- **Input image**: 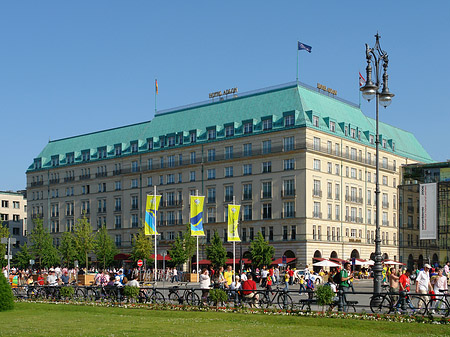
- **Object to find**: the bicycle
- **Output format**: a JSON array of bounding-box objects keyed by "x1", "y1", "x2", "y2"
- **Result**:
[
  {"x1": 138, "y1": 284, "x2": 165, "y2": 304},
  {"x1": 432, "y1": 290, "x2": 449, "y2": 316},
  {"x1": 370, "y1": 289, "x2": 427, "y2": 315},
  {"x1": 168, "y1": 282, "x2": 200, "y2": 306},
  {"x1": 258, "y1": 286, "x2": 293, "y2": 310}
]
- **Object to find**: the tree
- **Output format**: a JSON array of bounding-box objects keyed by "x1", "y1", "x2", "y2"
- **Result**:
[
  {"x1": 168, "y1": 235, "x2": 187, "y2": 267},
  {"x1": 250, "y1": 232, "x2": 274, "y2": 268},
  {"x1": 206, "y1": 230, "x2": 226, "y2": 270},
  {"x1": 29, "y1": 217, "x2": 58, "y2": 268},
  {"x1": 0, "y1": 220, "x2": 9, "y2": 268},
  {"x1": 59, "y1": 232, "x2": 77, "y2": 267},
  {"x1": 73, "y1": 215, "x2": 95, "y2": 269},
  {"x1": 94, "y1": 226, "x2": 117, "y2": 269},
  {"x1": 131, "y1": 227, "x2": 154, "y2": 265},
  {"x1": 12, "y1": 243, "x2": 33, "y2": 269},
  {"x1": 0, "y1": 273, "x2": 14, "y2": 311}
]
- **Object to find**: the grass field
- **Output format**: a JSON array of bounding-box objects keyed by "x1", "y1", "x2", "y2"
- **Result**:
[{"x1": 0, "y1": 303, "x2": 449, "y2": 336}]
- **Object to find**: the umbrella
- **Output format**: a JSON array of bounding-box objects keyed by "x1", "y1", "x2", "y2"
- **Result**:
[
  {"x1": 354, "y1": 259, "x2": 369, "y2": 266},
  {"x1": 384, "y1": 260, "x2": 405, "y2": 265},
  {"x1": 366, "y1": 260, "x2": 375, "y2": 266},
  {"x1": 312, "y1": 259, "x2": 341, "y2": 267}
]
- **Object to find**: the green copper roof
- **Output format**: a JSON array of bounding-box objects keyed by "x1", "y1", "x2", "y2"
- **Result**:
[{"x1": 28, "y1": 81, "x2": 433, "y2": 171}]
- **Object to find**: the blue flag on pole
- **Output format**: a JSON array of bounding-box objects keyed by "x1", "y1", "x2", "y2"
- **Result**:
[{"x1": 298, "y1": 41, "x2": 312, "y2": 53}]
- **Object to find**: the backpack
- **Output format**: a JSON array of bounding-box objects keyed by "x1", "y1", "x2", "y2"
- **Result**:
[
  {"x1": 333, "y1": 272, "x2": 341, "y2": 284},
  {"x1": 306, "y1": 278, "x2": 314, "y2": 289}
]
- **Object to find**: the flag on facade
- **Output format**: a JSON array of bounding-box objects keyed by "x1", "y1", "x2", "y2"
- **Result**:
[
  {"x1": 298, "y1": 41, "x2": 312, "y2": 53},
  {"x1": 359, "y1": 72, "x2": 366, "y2": 87},
  {"x1": 144, "y1": 195, "x2": 161, "y2": 235},
  {"x1": 155, "y1": 79, "x2": 158, "y2": 95},
  {"x1": 227, "y1": 204, "x2": 241, "y2": 242},
  {"x1": 190, "y1": 196, "x2": 205, "y2": 236}
]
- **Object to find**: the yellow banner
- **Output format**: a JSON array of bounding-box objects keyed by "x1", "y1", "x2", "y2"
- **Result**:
[
  {"x1": 144, "y1": 195, "x2": 161, "y2": 235},
  {"x1": 190, "y1": 196, "x2": 205, "y2": 236},
  {"x1": 227, "y1": 204, "x2": 240, "y2": 242}
]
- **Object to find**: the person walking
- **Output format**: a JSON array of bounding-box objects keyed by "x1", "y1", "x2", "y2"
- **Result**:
[
  {"x1": 338, "y1": 262, "x2": 353, "y2": 312},
  {"x1": 416, "y1": 264, "x2": 433, "y2": 311}
]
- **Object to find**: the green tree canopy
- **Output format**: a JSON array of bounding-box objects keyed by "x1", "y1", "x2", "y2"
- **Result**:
[
  {"x1": 131, "y1": 227, "x2": 154, "y2": 265},
  {"x1": 0, "y1": 221, "x2": 9, "y2": 268},
  {"x1": 12, "y1": 243, "x2": 33, "y2": 269},
  {"x1": 94, "y1": 226, "x2": 117, "y2": 269},
  {"x1": 249, "y1": 232, "x2": 274, "y2": 268},
  {"x1": 206, "y1": 230, "x2": 227, "y2": 270},
  {"x1": 59, "y1": 232, "x2": 77, "y2": 267},
  {"x1": 29, "y1": 217, "x2": 60, "y2": 268},
  {"x1": 73, "y1": 215, "x2": 95, "y2": 269},
  {"x1": 168, "y1": 235, "x2": 187, "y2": 267}
]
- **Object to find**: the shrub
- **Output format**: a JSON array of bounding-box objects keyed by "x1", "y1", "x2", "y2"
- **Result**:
[
  {"x1": 0, "y1": 273, "x2": 14, "y2": 311},
  {"x1": 209, "y1": 289, "x2": 228, "y2": 308},
  {"x1": 59, "y1": 286, "x2": 74, "y2": 299},
  {"x1": 123, "y1": 286, "x2": 140, "y2": 300},
  {"x1": 315, "y1": 284, "x2": 335, "y2": 308}
]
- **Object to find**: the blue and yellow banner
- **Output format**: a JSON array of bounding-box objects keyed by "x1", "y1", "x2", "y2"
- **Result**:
[
  {"x1": 227, "y1": 204, "x2": 240, "y2": 242},
  {"x1": 145, "y1": 195, "x2": 161, "y2": 235},
  {"x1": 190, "y1": 196, "x2": 205, "y2": 236}
]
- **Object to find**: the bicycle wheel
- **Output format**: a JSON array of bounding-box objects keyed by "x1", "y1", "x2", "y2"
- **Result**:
[
  {"x1": 85, "y1": 288, "x2": 97, "y2": 302},
  {"x1": 138, "y1": 289, "x2": 148, "y2": 303},
  {"x1": 168, "y1": 292, "x2": 181, "y2": 305},
  {"x1": 74, "y1": 288, "x2": 86, "y2": 301},
  {"x1": 434, "y1": 299, "x2": 449, "y2": 316},
  {"x1": 257, "y1": 291, "x2": 270, "y2": 308},
  {"x1": 277, "y1": 293, "x2": 293, "y2": 310},
  {"x1": 370, "y1": 295, "x2": 391, "y2": 314},
  {"x1": 186, "y1": 291, "x2": 200, "y2": 306},
  {"x1": 408, "y1": 296, "x2": 427, "y2": 315},
  {"x1": 151, "y1": 291, "x2": 165, "y2": 304}
]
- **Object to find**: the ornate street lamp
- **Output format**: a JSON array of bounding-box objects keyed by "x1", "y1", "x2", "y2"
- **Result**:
[{"x1": 360, "y1": 33, "x2": 394, "y2": 295}]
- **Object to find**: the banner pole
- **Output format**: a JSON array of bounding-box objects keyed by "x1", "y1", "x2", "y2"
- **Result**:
[
  {"x1": 233, "y1": 196, "x2": 236, "y2": 282},
  {"x1": 154, "y1": 184, "x2": 157, "y2": 282},
  {"x1": 296, "y1": 41, "x2": 299, "y2": 82}
]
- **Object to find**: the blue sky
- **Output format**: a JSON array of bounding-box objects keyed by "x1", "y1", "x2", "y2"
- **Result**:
[{"x1": 1, "y1": 1, "x2": 449, "y2": 191}]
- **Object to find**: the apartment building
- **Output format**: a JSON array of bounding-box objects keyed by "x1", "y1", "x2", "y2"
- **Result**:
[{"x1": 26, "y1": 82, "x2": 433, "y2": 267}]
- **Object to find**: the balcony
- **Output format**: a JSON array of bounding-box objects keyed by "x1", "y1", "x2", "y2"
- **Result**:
[
  {"x1": 207, "y1": 217, "x2": 216, "y2": 223},
  {"x1": 281, "y1": 189, "x2": 296, "y2": 198},
  {"x1": 382, "y1": 202, "x2": 389, "y2": 209},
  {"x1": 96, "y1": 172, "x2": 108, "y2": 178},
  {"x1": 113, "y1": 170, "x2": 122, "y2": 176},
  {"x1": 131, "y1": 205, "x2": 139, "y2": 210},
  {"x1": 97, "y1": 208, "x2": 107, "y2": 214},
  {"x1": 81, "y1": 209, "x2": 90, "y2": 215},
  {"x1": 224, "y1": 195, "x2": 234, "y2": 202},
  {"x1": 64, "y1": 177, "x2": 75, "y2": 183},
  {"x1": 312, "y1": 189, "x2": 322, "y2": 197},
  {"x1": 281, "y1": 211, "x2": 296, "y2": 219},
  {"x1": 161, "y1": 200, "x2": 183, "y2": 208},
  {"x1": 207, "y1": 198, "x2": 216, "y2": 204},
  {"x1": 31, "y1": 181, "x2": 44, "y2": 187},
  {"x1": 114, "y1": 207, "x2": 122, "y2": 212},
  {"x1": 345, "y1": 195, "x2": 363, "y2": 204},
  {"x1": 261, "y1": 192, "x2": 272, "y2": 199},
  {"x1": 49, "y1": 179, "x2": 59, "y2": 184},
  {"x1": 382, "y1": 220, "x2": 389, "y2": 226},
  {"x1": 242, "y1": 193, "x2": 252, "y2": 201},
  {"x1": 79, "y1": 174, "x2": 91, "y2": 180},
  {"x1": 312, "y1": 212, "x2": 322, "y2": 219}
]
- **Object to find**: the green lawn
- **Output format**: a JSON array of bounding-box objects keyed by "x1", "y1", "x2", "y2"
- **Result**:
[{"x1": 0, "y1": 303, "x2": 448, "y2": 336}]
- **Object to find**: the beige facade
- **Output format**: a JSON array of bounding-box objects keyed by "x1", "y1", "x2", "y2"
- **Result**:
[
  {"x1": 0, "y1": 191, "x2": 27, "y2": 235},
  {"x1": 26, "y1": 126, "x2": 417, "y2": 267}
]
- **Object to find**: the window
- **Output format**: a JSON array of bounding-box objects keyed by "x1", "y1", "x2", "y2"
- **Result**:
[
  {"x1": 224, "y1": 184, "x2": 233, "y2": 202},
  {"x1": 51, "y1": 155, "x2": 59, "y2": 166},
  {"x1": 313, "y1": 202, "x2": 321, "y2": 218},
  {"x1": 82, "y1": 150, "x2": 90, "y2": 161},
  {"x1": 327, "y1": 162, "x2": 332, "y2": 173},
  {"x1": 262, "y1": 161, "x2": 272, "y2": 173},
  {"x1": 146, "y1": 177, "x2": 152, "y2": 187},
  {"x1": 351, "y1": 168, "x2": 356, "y2": 178},
  {"x1": 243, "y1": 205, "x2": 252, "y2": 221},
  {"x1": 382, "y1": 157, "x2": 388, "y2": 169},
  {"x1": 243, "y1": 164, "x2": 252, "y2": 175},
  {"x1": 313, "y1": 159, "x2": 321, "y2": 171},
  {"x1": 327, "y1": 141, "x2": 332, "y2": 154},
  {"x1": 313, "y1": 225, "x2": 317, "y2": 240},
  {"x1": 243, "y1": 122, "x2": 253, "y2": 134},
  {"x1": 190, "y1": 131, "x2": 196, "y2": 143},
  {"x1": 115, "y1": 198, "x2": 122, "y2": 212},
  {"x1": 114, "y1": 145, "x2": 122, "y2": 156},
  {"x1": 225, "y1": 125, "x2": 234, "y2": 137},
  {"x1": 243, "y1": 184, "x2": 252, "y2": 200},
  {"x1": 190, "y1": 171, "x2": 196, "y2": 182},
  {"x1": 327, "y1": 182, "x2": 332, "y2": 199},
  {"x1": 167, "y1": 155, "x2": 175, "y2": 168},
  {"x1": 335, "y1": 183, "x2": 340, "y2": 200},
  {"x1": 167, "y1": 174, "x2": 175, "y2": 184},
  {"x1": 131, "y1": 161, "x2": 139, "y2": 172},
  {"x1": 131, "y1": 196, "x2": 139, "y2": 210},
  {"x1": 283, "y1": 137, "x2": 294, "y2": 151},
  {"x1": 225, "y1": 166, "x2": 233, "y2": 177},
  {"x1": 312, "y1": 115, "x2": 319, "y2": 127},
  {"x1": 262, "y1": 203, "x2": 272, "y2": 219},
  {"x1": 243, "y1": 143, "x2": 252, "y2": 156},
  {"x1": 66, "y1": 153, "x2": 74, "y2": 164},
  {"x1": 115, "y1": 234, "x2": 121, "y2": 247},
  {"x1": 313, "y1": 180, "x2": 321, "y2": 197},
  {"x1": 335, "y1": 164, "x2": 340, "y2": 175},
  {"x1": 207, "y1": 188, "x2": 216, "y2": 203},
  {"x1": 207, "y1": 129, "x2": 216, "y2": 140},
  {"x1": 262, "y1": 140, "x2": 271, "y2": 154},
  {"x1": 207, "y1": 208, "x2": 216, "y2": 223},
  {"x1": 330, "y1": 121, "x2": 336, "y2": 132},
  {"x1": 207, "y1": 169, "x2": 216, "y2": 180},
  {"x1": 382, "y1": 175, "x2": 388, "y2": 186},
  {"x1": 351, "y1": 148, "x2": 357, "y2": 161},
  {"x1": 283, "y1": 201, "x2": 294, "y2": 218},
  {"x1": 313, "y1": 137, "x2": 321, "y2": 151},
  {"x1": 262, "y1": 181, "x2": 272, "y2": 199},
  {"x1": 131, "y1": 179, "x2": 139, "y2": 188},
  {"x1": 207, "y1": 149, "x2": 216, "y2": 162},
  {"x1": 283, "y1": 159, "x2": 294, "y2": 170},
  {"x1": 335, "y1": 205, "x2": 340, "y2": 220},
  {"x1": 225, "y1": 146, "x2": 233, "y2": 159},
  {"x1": 190, "y1": 152, "x2": 196, "y2": 164},
  {"x1": 283, "y1": 179, "x2": 295, "y2": 197},
  {"x1": 284, "y1": 115, "x2": 294, "y2": 126},
  {"x1": 262, "y1": 119, "x2": 272, "y2": 130},
  {"x1": 130, "y1": 141, "x2": 138, "y2": 153},
  {"x1": 335, "y1": 143, "x2": 340, "y2": 156},
  {"x1": 382, "y1": 139, "x2": 387, "y2": 148},
  {"x1": 269, "y1": 226, "x2": 274, "y2": 241},
  {"x1": 350, "y1": 128, "x2": 356, "y2": 138}
]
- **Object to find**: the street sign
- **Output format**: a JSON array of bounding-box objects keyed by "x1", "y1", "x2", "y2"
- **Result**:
[
  {"x1": 74, "y1": 260, "x2": 79, "y2": 268},
  {"x1": 1, "y1": 238, "x2": 7, "y2": 244},
  {"x1": 137, "y1": 259, "x2": 143, "y2": 267},
  {"x1": 4, "y1": 255, "x2": 12, "y2": 260},
  {"x1": 30, "y1": 259, "x2": 35, "y2": 265}
]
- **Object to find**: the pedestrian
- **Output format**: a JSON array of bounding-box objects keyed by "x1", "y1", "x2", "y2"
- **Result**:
[
  {"x1": 338, "y1": 262, "x2": 353, "y2": 312},
  {"x1": 415, "y1": 264, "x2": 433, "y2": 310},
  {"x1": 432, "y1": 268, "x2": 447, "y2": 312},
  {"x1": 389, "y1": 267, "x2": 399, "y2": 304},
  {"x1": 199, "y1": 268, "x2": 210, "y2": 305}
]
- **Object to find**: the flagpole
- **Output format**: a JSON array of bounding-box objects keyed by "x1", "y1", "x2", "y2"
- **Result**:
[
  {"x1": 155, "y1": 79, "x2": 157, "y2": 114},
  {"x1": 196, "y1": 190, "x2": 199, "y2": 282},
  {"x1": 296, "y1": 41, "x2": 299, "y2": 82},
  {"x1": 154, "y1": 184, "x2": 157, "y2": 282},
  {"x1": 359, "y1": 71, "x2": 361, "y2": 108}
]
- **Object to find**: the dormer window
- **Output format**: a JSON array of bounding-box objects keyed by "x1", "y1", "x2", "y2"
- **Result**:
[
  {"x1": 225, "y1": 125, "x2": 234, "y2": 137},
  {"x1": 66, "y1": 153, "x2": 74, "y2": 164},
  {"x1": 51, "y1": 155, "x2": 59, "y2": 167},
  {"x1": 131, "y1": 141, "x2": 138, "y2": 153},
  {"x1": 284, "y1": 115, "x2": 294, "y2": 127},
  {"x1": 330, "y1": 121, "x2": 336, "y2": 132},
  {"x1": 98, "y1": 147, "x2": 107, "y2": 158},
  {"x1": 370, "y1": 135, "x2": 374, "y2": 144},
  {"x1": 34, "y1": 158, "x2": 42, "y2": 169},
  {"x1": 82, "y1": 150, "x2": 90, "y2": 161},
  {"x1": 262, "y1": 119, "x2": 272, "y2": 131},
  {"x1": 190, "y1": 132, "x2": 196, "y2": 143},
  {"x1": 114, "y1": 145, "x2": 122, "y2": 156},
  {"x1": 312, "y1": 116, "x2": 319, "y2": 127},
  {"x1": 243, "y1": 122, "x2": 253, "y2": 134},
  {"x1": 168, "y1": 136, "x2": 175, "y2": 147},
  {"x1": 148, "y1": 139, "x2": 154, "y2": 150},
  {"x1": 207, "y1": 129, "x2": 216, "y2": 140},
  {"x1": 350, "y1": 128, "x2": 356, "y2": 138}
]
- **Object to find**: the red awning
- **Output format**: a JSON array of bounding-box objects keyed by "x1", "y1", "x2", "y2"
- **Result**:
[
  {"x1": 114, "y1": 253, "x2": 131, "y2": 261},
  {"x1": 225, "y1": 258, "x2": 251, "y2": 265},
  {"x1": 150, "y1": 254, "x2": 172, "y2": 261},
  {"x1": 330, "y1": 258, "x2": 348, "y2": 264},
  {"x1": 197, "y1": 259, "x2": 211, "y2": 265},
  {"x1": 313, "y1": 257, "x2": 325, "y2": 261},
  {"x1": 271, "y1": 257, "x2": 296, "y2": 265}
]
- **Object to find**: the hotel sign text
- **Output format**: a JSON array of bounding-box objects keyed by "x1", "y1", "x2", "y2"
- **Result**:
[{"x1": 209, "y1": 87, "x2": 238, "y2": 99}]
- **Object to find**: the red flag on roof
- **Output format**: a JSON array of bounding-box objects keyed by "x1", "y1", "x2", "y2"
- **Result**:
[{"x1": 359, "y1": 72, "x2": 366, "y2": 87}]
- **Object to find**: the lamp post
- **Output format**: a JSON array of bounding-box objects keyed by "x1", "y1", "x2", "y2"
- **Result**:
[{"x1": 360, "y1": 33, "x2": 394, "y2": 295}]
